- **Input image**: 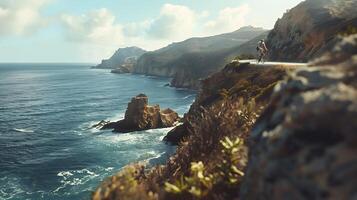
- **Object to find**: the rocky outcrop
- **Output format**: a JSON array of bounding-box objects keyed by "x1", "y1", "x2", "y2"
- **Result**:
[
  {"x1": 110, "y1": 66, "x2": 130, "y2": 74},
  {"x1": 267, "y1": 0, "x2": 357, "y2": 62},
  {"x1": 100, "y1": 94, "x2": 180, "y2": 133},
  {"x1": 241, "y1": 34, "x2": 357, "y2": 199},
  {"x1": 93, "y1": 47, "x2": 146, "y2": 70}
]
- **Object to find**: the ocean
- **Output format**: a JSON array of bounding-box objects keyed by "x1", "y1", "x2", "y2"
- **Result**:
[{"x1": 0, "y1": 64, "x2": 196, "y2": 200}]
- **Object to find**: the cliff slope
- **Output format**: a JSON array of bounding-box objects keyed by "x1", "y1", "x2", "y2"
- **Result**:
[
  {"x1": 241, "y1": 33, "x2": 357, "y2": 200},
  {"x1": 134, "y1": 27, "x2": 267, "y2": 89},
  {"x1": 93, "y1": 46, "x2": 146, "y2": 70},
  {"x1": 267, "y1": 0, "x2": 357, "y2": 62},
  {"x1": 92, "y1": 1, "x2": 357, "y2": 199},
  {"x1": 92, "y1": 34, "x2": 357, "y2": 200}
]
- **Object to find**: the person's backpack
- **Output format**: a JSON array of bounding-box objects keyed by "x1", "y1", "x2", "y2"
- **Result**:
[{"x1": 256, "y1": 41, "x2": 262, "y2": 51}]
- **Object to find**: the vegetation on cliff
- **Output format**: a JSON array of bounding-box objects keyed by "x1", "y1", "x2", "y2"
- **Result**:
[
  {"x1": 92, "y1": 1, "x2": 357, "y2": 199},
  {"x1": 93, "y1": 62, "x2": 292, "y2": 199}
]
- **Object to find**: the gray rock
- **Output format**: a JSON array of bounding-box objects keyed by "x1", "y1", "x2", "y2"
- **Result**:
[{"x1": 241, "y1": 34, "x2": 357, "y2": 200}]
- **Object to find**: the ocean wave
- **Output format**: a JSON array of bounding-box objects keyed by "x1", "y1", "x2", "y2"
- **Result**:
[
  {"x1": 13, "y1": 128, "x2": 34, "y2": 133},
  {"x1": 97, "y1": 132, "x2": 145, "y2": 144},
  {"x1": 182, "y1": 94, "x2": 195, "y2": 99},
  {"x1": 0, "y1": 176, "x2": 26, "y2": 200},
  {"x1": 54, "y1": 168, "x2": 100, "y2": 193}
]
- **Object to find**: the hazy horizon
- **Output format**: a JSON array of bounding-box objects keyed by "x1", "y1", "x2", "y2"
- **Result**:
[{"x1": 0, "y1": 0, "x2": 304, "y2": 63}]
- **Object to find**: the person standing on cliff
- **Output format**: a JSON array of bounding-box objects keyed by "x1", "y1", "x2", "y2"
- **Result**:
[{"x1": 257, "y1": 39, "x2": 268, "y2": 63}]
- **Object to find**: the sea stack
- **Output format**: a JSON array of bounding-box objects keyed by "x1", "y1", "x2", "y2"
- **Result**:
[{"x1": 98, "y1": 94, "x2": 180, "y2": 133}]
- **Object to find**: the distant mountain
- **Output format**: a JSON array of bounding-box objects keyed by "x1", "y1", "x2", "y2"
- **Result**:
[
  {"x1": 267, "y1": 0, "x2": 357, "y2": 62},
  {"x1": 133, "y1": 26, "x2": 267, "y2": 89},
  {"x1": 93, "y1": 47, "x2": 146, "y2": 70}
]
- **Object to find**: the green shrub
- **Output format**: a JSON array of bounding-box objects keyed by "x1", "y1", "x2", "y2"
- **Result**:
[
  {"x1": 218, "y1": 137, "x2": 246, "y2": 185},
  {"x1": 164, "y1": 136, "x2": 247, "y2": 199}
]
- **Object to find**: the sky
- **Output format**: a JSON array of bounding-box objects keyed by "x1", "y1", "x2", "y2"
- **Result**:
[{"x1": 0, "y1": 0, "x2": 304, "y2": 63}]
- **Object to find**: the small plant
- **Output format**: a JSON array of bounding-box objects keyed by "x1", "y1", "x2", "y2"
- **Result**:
[
  {"x1": 92, "y1": 164, "x2": 158, "y2": 200},
  {"x1": 219, "y1": 89, "x2": 230, "y2": 100},
  {"x1": 165, "y1": 137, "x2": 247, "y2": 199},
  {"x1": 165, "y1": 161, "x2": 214, "y2": 198},
  {"x1": 218, "y1": 137, "x2": 246, "y2": 185}
]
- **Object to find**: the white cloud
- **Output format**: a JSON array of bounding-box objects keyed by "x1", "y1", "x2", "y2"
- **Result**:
[
  {"x1": 61, "y1": 8, "x2": 123, "y2": 45},
  {"x1": 56, "y1": 3, "x2": 253, "y2": 61},
  {"x1": 204, "y1": 5, "x2": 250, "y2": 35},
  {"x1": 123, "y1": 20, "x2": 152, "y2": 37},
  {"x1": 0, "y1": 0, "x2": 49, "y2": 36},
  {"x1": 146, "y1": 4, "x2": 197, "y2": 40}
]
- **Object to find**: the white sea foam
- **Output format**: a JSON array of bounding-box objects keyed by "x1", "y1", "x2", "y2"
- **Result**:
[
  {"x1": 98, "y1": 132, "x2": 144, "y2": 144},
  {"x1": 57, "y1": 171, "x2": 74, "y2": 177},
  {"x1": 54, "y1": 168, "x2": 100, "y2": 193},
  {"x1": 13, "y1": 128, "x2": 34, "y2": 133},
  {"x1": 183, "y1": 94, "x2": 195, "y2": 99},
  {"x1": 0, "y1": 176, "x2": 26, "y2": 200}
]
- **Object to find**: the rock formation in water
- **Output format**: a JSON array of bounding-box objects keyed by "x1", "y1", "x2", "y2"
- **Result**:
[
  {"x1": 99, "y1": 94, "x2": 180, "y2": 133},
  {"x1": 93, "y1": 47, "x2": 146, "y2": 71},
  {"x1": 267, "y1": 0, "x2": 357, "y2": 62}
]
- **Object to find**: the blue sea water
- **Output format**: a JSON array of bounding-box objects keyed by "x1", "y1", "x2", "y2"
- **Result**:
[{"x1": 0, "y1": 64, "x2": 196, "y2": 200}]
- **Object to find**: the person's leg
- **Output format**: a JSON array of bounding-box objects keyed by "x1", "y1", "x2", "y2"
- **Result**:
[{"x1": 258, "y1": 49, "x2": 263, "y2": 63}]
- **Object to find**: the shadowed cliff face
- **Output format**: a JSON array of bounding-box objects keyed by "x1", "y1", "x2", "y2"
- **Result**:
[
  {"x1": 241, "y1": 34, "x2": 357, "y2": 200},
  {"x1": 267, "y1": 0, "x2": 357, "y2": 62}
]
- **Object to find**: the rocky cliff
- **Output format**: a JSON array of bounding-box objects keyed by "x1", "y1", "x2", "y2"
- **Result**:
[
  {"x1": 267, "y1": 0, "x2": 357, "y2": 62},
  {"x1": 133, "y1": 27, "x2": 267, "y2": 89},
  {"x1": 92, "y1": 33, "x2": 357, "y2": 200},
  {"x1": 93, "y1": 46, "x2": 146, "y2": 70},
  {"x1": 92, "y1": 1, "x2": 357, "y2": 199},
  {"x1": 241, "y1": 33, "x2": 357, "y2": 200}
]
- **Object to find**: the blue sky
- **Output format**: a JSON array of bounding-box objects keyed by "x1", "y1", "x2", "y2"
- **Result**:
[{"x1": 0, "y1": 0, "x2": 304, "y2": 63}]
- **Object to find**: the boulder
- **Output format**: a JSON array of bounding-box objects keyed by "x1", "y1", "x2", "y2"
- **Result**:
[
  {"x1": 240, "y1": 34, "x2": 357, "y2": 200},
  {"x1": 163, "y1": 123, "x2": 190, "y2": 145},
  {"x1": 99, "y1": 94, "x2": 180, "y2": 133},
  {"x1": 160, "y1": 108, "x2": 180, "y2": 127}
]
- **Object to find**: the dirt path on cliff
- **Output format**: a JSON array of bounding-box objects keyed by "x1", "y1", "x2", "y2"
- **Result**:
[{"x1": 235, "y1": 59, "x2": 308, "y2": 68}]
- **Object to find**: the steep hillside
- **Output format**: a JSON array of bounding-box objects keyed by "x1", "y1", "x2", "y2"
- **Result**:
[
  {"x1": 92, "y1": 33, "x2": 357, "y2": 200},
  {"x1": 267, "y1": 0, "x2": 357, "y2": 62},
  {"x1": 92, "y1": 1, "x2": 357, "y2": 199},
  {"x1": 93, "y1": 61, "x2": 293, "y2": 200},
  {"x1": 133, "y1": 27, "x2": 267, "y2": 89},
  {"x1": 93, "y1": 47, "x2": 146, "y2": 70},
  {"x1": 169, "y1": 32, "x2": 269, "y2": 89}
]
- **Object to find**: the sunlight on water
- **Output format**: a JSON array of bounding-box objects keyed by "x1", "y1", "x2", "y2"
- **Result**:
[{"x1": 0, "y1": 64, "x2": 196, "y2": 200}]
